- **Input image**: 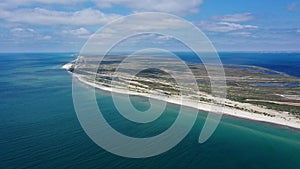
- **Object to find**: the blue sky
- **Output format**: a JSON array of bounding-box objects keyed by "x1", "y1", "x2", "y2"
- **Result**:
[{"x1": 0, "y1": 0, "x2": 300, "y2": 52}]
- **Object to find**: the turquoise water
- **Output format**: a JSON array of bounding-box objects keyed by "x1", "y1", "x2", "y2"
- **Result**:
[{"x1": 1, "y1": 53, "x2": 300, "y2": 168}]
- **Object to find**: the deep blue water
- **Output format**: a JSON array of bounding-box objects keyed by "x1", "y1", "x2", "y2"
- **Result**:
[
  {"x1": 220, "y1": 52, "x2": 300, "y2": 77},
  {"x1": 1, "y1": 53, "x2": 300, "y2": 169},
  {"x1": 250, "y1": 82, "x2": 300, "y2": 87},
  {"x1": 176, "y1": 52, "x2": 300, "y2": 77}
]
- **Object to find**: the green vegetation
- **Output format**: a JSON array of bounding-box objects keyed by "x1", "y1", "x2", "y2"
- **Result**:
[{"x1": 68, "y1": 55, "x2": 300, "y2": 117}]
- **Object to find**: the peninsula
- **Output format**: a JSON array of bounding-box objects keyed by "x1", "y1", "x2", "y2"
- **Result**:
[{"x1": 63, "y1": 55, "x2": 300, "y2": 129}]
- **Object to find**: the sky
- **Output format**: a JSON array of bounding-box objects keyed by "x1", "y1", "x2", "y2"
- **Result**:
[{"x1": 0, "y1": 0, "x2": 300, "y2": 52}]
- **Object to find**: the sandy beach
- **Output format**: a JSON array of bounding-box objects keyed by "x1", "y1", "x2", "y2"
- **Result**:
[{"x1": 63, "y1": 63, "x2": 300, "y2": 130}]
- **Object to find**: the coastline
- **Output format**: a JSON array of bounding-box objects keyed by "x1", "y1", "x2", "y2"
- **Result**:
[{"x1": 63, "y1": 63, "x2": 300, "y2": 130}]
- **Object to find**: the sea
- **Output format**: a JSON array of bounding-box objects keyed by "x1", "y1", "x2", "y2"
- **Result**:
[{"x1": 1, "y1": 52, "x2": 300, "y2": 169}]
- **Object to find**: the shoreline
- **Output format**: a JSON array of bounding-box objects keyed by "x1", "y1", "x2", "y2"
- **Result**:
[{"x1": 61, "y1": 63, "x2": 300, "y2": 130}]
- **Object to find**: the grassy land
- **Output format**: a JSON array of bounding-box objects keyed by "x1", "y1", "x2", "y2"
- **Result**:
[{"x1": 70, "y1": 55, "x2": 300, "y2": 117}]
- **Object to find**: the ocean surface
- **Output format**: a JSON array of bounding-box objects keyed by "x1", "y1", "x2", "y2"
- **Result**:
[{"x1": 1, "y1": 52, "x2": 300, "y2": 168}]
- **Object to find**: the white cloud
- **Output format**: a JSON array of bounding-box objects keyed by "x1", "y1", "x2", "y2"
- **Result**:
[
  {"x1": 297, "y1": 29, "x2": 300, "y2": 33},
  {"x1": 230, "y1": 31, "x2": 251, "y2": 35},
  {"x1": 229, "y1": 31, "x2": 255, "y2": 37},
  {"x1": 213, "y1": 13, "x2": 254, "y2": 22},
  {"x1": 0, "y1": 0, "x2": 204, "y2": 15},
  {"x1": 157, "y1": 35, "x2": 174, "y2": 40},
  {"x1": 62, "y1": 27, "x2": 91, "y2": 36},
  {"x1": 10, "y1": 27, "x2": 37, "y2": 37},
  {"x1": 92, "y1": 0, "x2": 203, "y2": 15},
  {"x1": 0, "y1": 8, "x2": 121, "y2": 26},
  {"x1": 0, "y1": 0, "x2": 86, "y2": 9},
  {"x1": 41, "y1": 35, "x2": 52, "y2": 40},
  {"x1": 199, "y1": 21, "x2": 258, "y2": 32},
  {"x1": 81, "y1": 13, "x2": 208, "y2": 53},
  {"x1": 86, "y1": 14, "x2": 189, "y2": 44},
  {"x1": 10, "y1": 27, "x2": 52, "y2": 40}
]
